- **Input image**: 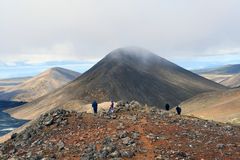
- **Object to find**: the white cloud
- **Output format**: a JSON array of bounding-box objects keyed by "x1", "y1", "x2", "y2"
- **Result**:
[
  {"x1": 20, "y1": 43, "x2": 77, "y2": 64},
  {"x1": 0, "y1": 0, "x2": 240, "y2": 64},
  {"x1": 1, "y1": 43, "x2": 79, "y2": 64},
  {"x1": 216, "y1": 48, "x2": 240, "y2": 55}
]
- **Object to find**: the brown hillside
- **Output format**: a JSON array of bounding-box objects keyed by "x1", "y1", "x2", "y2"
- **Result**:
[
  {"x1": 0, "y1": 67, "x2": 80, "y2": 102},
  {"x1": 181, "y1": 88, "x2": 240, "y2": 124},
  {"x1": 221, "y1": 74, "x2": 240, "y2": 88}
]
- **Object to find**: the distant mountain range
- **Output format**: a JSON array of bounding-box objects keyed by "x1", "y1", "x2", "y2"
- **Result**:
[
  {"x1": 193, "y1": 64, "x2": 240, "y2": 75},
  {"x1": 5, "y1": 47, "x2": 226, "y2": 120},
  {"x1": 193, "y1": 64, "x2": 240, "y2": 88},
  {"x1": 0, "y1": 77, "x2": 31, "y2": 88},
  {"x1": 0, "y1": 67, "x2": 80, "y2": 102}
]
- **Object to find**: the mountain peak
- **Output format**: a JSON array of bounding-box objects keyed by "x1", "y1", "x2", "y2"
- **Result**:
[
  {"x1": 45, "y1": 67, "x2": 69, "y2": 73},
  {"x1": 0, "y1": 67, "x2": 80, "y2": 102},
  {"x1": 6, "y1": 47, "x2": 226, "y2": 121},
  {"x1": 42, "y1": 67, "x2": 80, "y2": 78},
  {"x1": 48, "y1": 67, "x2": 63, "y2": 71},
  {"x1": 106, "y1": 46, "x2": 157, "y2": 60},
  {"x1": 110, "y1": 46, "x2": 153, "y2": 54}
]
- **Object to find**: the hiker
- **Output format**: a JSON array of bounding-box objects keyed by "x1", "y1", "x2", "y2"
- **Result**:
[
  {"x1": 92, "y1": 100, "x2": 98, "y2": 114},
  {"x1": 108, "y1": 100, "x2": 114, "y2": 114},
  {"x1": 176, "y1": 105, "x2": 182, "y2": 115},
  {"x1": 165, "y1": 103, "x2": 170, "y2": 111}
]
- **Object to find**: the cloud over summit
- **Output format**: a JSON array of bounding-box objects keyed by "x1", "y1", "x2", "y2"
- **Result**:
[{"x1": 0, "y1": 0, "x2": 240, "y2": 67}]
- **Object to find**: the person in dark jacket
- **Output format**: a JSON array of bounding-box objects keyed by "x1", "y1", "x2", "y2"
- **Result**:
[
  {"x1": 108, "y1": 100, "x2": 114, "y2": 114},
  {"x1": 165, "y1": 103, "x2": 170, "y2": 111},
  {"x1": 176, "y1": 105, "x2": 182, "y2": 115},
  {"x1": 92, "y1": 100, "x2": 98, "y2": 114}
]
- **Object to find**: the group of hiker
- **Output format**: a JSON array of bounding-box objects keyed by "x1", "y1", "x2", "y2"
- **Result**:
[
  {"x1": 92, "y1": 100, "x2": 181, "y2": 115},
  {"x1": 165, "y1": 103, "x2": 181, "y2": 115},
  {"x1": 91, "y1": 100, "x2": 114, "y2": 114}
]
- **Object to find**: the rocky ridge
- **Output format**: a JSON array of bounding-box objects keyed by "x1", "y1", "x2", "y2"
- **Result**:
[{"x1": 0, "y1": 101, "x2": 240, "y2": 159}]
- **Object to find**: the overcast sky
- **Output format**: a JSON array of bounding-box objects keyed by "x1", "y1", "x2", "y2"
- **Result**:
[{"x1": 1, "y1": 0, "x2": 240, "y2": 78}]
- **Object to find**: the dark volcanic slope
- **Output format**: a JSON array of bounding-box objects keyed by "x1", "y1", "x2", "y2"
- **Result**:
[
  {"x1": 6, "y1": 47, "x2": 227, "y2": 120},
  {"x1": 60, "y1": 47, "x2": 226, "y2": 106}
]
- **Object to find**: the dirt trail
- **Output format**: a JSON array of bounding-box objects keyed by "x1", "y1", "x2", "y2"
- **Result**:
[{"x1": 135, "y1": 117, "x2": 155, "y2": 160}]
